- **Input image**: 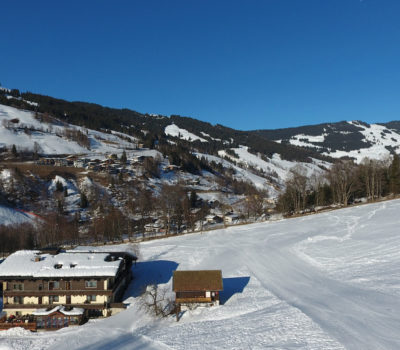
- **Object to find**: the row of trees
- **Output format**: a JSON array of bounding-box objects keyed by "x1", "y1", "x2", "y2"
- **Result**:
[
  {"x1": 277, "y1": 155, "x2": 400, "y2": 214},
  {"x1": 0, "y1": 214, "x2": 80, "y2": 256}
]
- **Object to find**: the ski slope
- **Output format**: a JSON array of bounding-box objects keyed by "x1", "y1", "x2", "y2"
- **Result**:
[
  {"x1": 0, "y1": 104, "x2": 138, "y2": 155},
  {"x1": 2, "y1": 200, "x2": 400, "y2": 349},
  {"x1": 0, "y1": 205, "x2": 37, "y2": 226}
]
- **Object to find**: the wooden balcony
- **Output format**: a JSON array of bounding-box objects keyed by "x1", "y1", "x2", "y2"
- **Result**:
[
  {"x1": 2, "y1": 303, "x2": 107, "y2": 310},
  {"x1": 0, "y1": 321, "x2": 37, "y2": 331},
  {"x1": 3, "y1": 290, "x2": 113, "y2": 297},
  {"x1": 176, "y1": 297, "x2": 212, "y2": 304}
]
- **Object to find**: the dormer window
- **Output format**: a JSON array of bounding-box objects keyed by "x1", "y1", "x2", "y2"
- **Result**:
[
  {"x1": 70, "y1": 263, "x2": 77, "y2": 268},
  {"x1": 54, "y1": 264, "x2": 63, "y2": 269}
]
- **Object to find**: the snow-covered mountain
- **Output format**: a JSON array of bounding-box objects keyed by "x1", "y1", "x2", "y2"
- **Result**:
[
  {"x1": 252, "y1": 120, "x2": 400, "y2": 163},
  {"x1": 0, "y1": 104, "x2": 138, "y2": 156}
]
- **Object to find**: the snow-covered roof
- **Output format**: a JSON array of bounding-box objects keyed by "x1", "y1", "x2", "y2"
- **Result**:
[
  {"x1": 0, "y1": 250, "x2": 123, "y2": 278},
  {"x1": 32, "y1": 306, "x2": 84, "y2": 316}
]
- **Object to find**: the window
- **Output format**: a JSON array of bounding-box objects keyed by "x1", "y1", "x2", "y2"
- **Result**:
[
  {"x1": 49, "y1": 295, "x2": 59, "y2": 304},
  {"x1": 13, "y1": 296, "x2": 23, "y2": 304},
  {"x1": 86, "y1": 295, "x2": 97, "y2": 302},
  {"x1": 85, "y1": 280, "x2": 97, "y2": 288},
  {"x1": 12, "y1": 283, "x2": 24, "y2": 291},
  {"x1": 49, "y1": 281, "x2": 60, "y2": 290}
]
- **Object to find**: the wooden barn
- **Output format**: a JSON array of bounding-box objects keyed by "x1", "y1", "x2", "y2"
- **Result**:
[{"x1": 173, "y1": 270, "x2": 223, "y2": 307}]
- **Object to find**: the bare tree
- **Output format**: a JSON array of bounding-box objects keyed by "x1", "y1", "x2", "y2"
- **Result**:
[
  {"x1": 309, "y1": 172, "x2": 328, "y2": 207},
  {"x1": 140, "y1": 284, "x2": 175, "y2": 318},
  {"x1": 328, "y1": 161, "x2": 356, "y2": 206},
  {"x1": 286, "y1": 165, "x2": 308, "y2": 213},
  {"x1": 244, "y1": 194, "x2": 265, "y2": 220},
  {"x1": 159, "y1": 184, "x2": 185, "y2": 234},
  {"x1": 358, "y1": 158, "x2": 387, "y2": 201}
]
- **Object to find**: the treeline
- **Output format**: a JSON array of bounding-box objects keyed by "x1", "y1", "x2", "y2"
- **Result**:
[
  {"x1": 277, "y1": 155, "x2": 400, "y2": 214},
  {"x1": 0, "y1": 214, "x2": 79, "y2": 256}
]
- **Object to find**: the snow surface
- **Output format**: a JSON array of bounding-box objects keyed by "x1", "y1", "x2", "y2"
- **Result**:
[
  {"x1": 287, "y1": 134, "x2": 326, "y2": 149},
  {"x1": 165, "y1": 124, "x2": 208, "y2": 143},
  {"x1": 277, "y1": 121, "x2": 400, "y2": 163},
  {"x1": 212, "y1": 146, "x2": 327, "y2": 197},
  {"x1": 2, "y1": 200, "x2": 400, "y2": 349},
  {"x1": 32, "y1": 306, "x2": 84, "y2": 316},
  {"x1": 0, "y1": 104, "x2": 138, "y2": 155},
  {"x1": 196, "y1": 152, "x2": 271, "y2": 191},
  {"x1": 0, "y1": 251, "x2": 122, "y2": 278},
  {"x1": 0, "y1": 205, "x2": 37, "y2": 226},
  {"x1": 324, "y1": 122, "x2": 400, "y2": 163}
]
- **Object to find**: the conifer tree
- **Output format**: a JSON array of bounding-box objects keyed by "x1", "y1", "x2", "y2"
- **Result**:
[
  {"x1": 80, "y1": 192, "x2": 88, "y2": 208},
  {"x1": 389, "y1": 154, "x2": 400, "y2": 194},
  {"x1": 120, "y1": 150, "x2": 127, "y2": 164},
  {"x1": 11, "y1": 144, "x2": 17, "y2": 157}
]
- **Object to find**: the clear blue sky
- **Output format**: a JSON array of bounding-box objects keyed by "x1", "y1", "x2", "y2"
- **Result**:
[{"x1": 1, "y1": 0, "x2": 400, "y2": 130}]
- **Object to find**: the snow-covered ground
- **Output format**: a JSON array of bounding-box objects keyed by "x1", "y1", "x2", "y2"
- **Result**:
[
  {"x1": 2, "y1": 199, "x2": 400, "y2": 349},
  {"x1": 0, "y1": 205, "x2": 37, "y2": 226},
  {"x1": 165, "y1": 124, "x2": 208, "y2": 143},
  {"x1": 277, "y1": 120, "x2": 400, "y2": 163},
  {"x1": 0, "y1": 104, "x2": 138, "y2": 155},
  {"x1": 219, "y1": 146, "x2": 328, "y2": 181}
]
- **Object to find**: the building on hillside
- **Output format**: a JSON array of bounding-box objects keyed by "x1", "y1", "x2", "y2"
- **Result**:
[
  {"x1": 54, "y1": 158, "x2": 69, "y2": 167},
  {"x1": 224, "y1": 213, "x2": 239, "y2": 225},
  {"x1": 205, "y1": 214, "x2": 223, "y2": 224},
  {"x1": 173, "y1": 270, "x2": 223, "y2": 309},
  {"x1": 0, "y1": 249, "x2": 137, "y2": 330}
]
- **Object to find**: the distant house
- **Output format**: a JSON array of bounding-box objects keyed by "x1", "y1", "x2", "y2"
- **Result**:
[
  {"x1": 54, "y1": 158, "x2": 69, "y2": 167},
  {"x1": 74, "y1": 158, "x2": 89, "y2": 168},
  {"x1": 144, "y1": 221, "x2": 162, "y2": 233},
  {"x1": 163, "y1": 164, "x2": 180, "y2": 172},
  {"x1": 37, "y1": 158, "x2": 55, "y2": 166},
  {"x1": 32, "y1": 305, "x2": 85, "y2": 330},
  {"x1": 224, "y1": 213, "x2": 239, "y2": 224},
  {"x1": 205, "y1": 215, "x2": 223, "y2": 224},
  {"x1": 173, "y1": 270, "x2": 223, "y2": 308}
]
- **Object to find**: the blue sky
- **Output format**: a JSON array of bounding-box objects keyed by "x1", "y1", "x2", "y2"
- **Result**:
[{"x1": 1, "y1": 0, "x2": 400, "y2": 130}]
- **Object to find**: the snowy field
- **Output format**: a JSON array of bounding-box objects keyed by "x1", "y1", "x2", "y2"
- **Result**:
[{"x1": 2, "y1": 200, "x2": 400, "y2": 349}]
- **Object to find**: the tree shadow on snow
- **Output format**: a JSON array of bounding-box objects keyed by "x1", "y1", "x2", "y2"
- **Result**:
[
  {"x1": 124, "y1": 260, "x2": 179, "y2": 298},
  {"x1": 220, "y1": 276, "x2": 250, "y2": 304}
]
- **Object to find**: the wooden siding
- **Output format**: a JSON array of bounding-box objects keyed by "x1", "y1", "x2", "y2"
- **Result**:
[
  {"x1": 3, "y1": 303, "x2": 107, "y2": 310},
  {"x1": 0, "y1": 321, "x2": 37, "y2": 331},
  {"x1": 176, "y1": 297, "x2": 212, "y2": 303},
  {"x1": 2, "y1": 278, "x2": 108, "y2": 292},
  {"x1": 3, "y1": 290, "x2": 113, "y2": 297},
  {"x1": 176, "y1": 291, "x2": 206, "y2": 299}
]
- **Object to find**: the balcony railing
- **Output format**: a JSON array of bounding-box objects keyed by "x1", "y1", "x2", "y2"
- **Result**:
[
  {"x1": 176, "y1": 297, "x2": 212, "y2": 304},
  {"x1": 3, "y1": 289, "x2": 113, "y2": 297}
]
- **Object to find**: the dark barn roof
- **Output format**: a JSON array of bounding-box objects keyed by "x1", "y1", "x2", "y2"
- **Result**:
[{"x1": 173, "y1": 270, "x2": 223, "y2": 292}]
